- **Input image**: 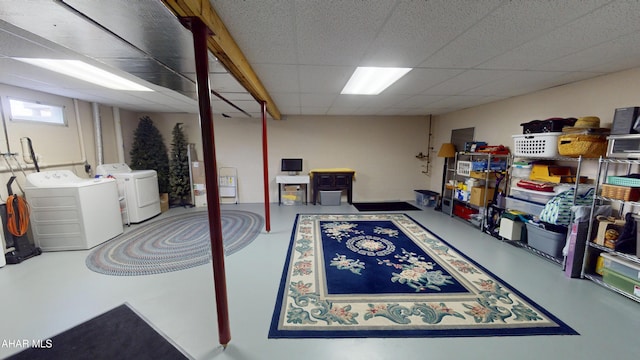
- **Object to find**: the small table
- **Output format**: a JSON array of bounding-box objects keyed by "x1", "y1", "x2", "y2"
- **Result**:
[
  {"x1": 276, "y1": 175, "x2": 310, "y2": 205},
  {"x1": 309, "y1": 169, "x2": 355, "y2": 205}
]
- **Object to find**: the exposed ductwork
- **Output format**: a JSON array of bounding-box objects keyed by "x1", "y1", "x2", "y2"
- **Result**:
[
  {"x1": 92, "y1": 102, "x2": 103, "y2": 166},
  {"x1": 113, "y1": 107, "x2": 125, "y2": 163}
]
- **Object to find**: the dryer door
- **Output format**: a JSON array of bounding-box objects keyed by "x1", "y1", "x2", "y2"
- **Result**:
[{"x1": 134, "y1": 174, "x2": 160, "y2": 207}]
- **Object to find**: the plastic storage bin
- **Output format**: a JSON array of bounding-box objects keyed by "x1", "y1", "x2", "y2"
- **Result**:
[
  {"x1": 525, "y1": 222, "x2": 567, "y2": 258},
  {"x1": 282, "y1": 190, "x2": 303, "y2": 205},
  {"x1": 319, "y1": 190, "x2": 341, "y2": 205},
  {"x1": 512, "y1": 133, "x2": 561, "y2": 157},
  {"x1": 453, "y1": 203, "x2": 478, "y2": 220},
  {"x1": 602, "y1": 268, "x2": 640, "y2": 298},
  {"x1": 511, "y1": 163, "x2": 532, "y2": 178},
  {"x1": 415, "y1": 190, "x2": 438, "y2": 207},
  {"x1": 505, "y1": 196, "x2": 545, "y2": 216},
  {"x1": 601, "y1": 253, "x2": 640, "y2": 280},
  {"x1": 509, "y1": 186, "x2": 556, "y2": 204}
]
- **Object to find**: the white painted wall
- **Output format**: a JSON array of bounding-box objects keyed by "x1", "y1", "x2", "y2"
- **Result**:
[{"x1": 120, "y1": 113, "x2": 433, "y2": 203}]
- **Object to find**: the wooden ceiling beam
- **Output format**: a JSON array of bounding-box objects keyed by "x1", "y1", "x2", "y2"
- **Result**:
[{"x1": 160, "y1": 0, "x2": 282, "y2": 120}]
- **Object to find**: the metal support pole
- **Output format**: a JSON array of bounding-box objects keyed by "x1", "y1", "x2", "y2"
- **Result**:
[
  {"x1": 261, "y1": 101, "x2": 271, "y2": 232},
  {"x1": 181, "y1": 16, "x2": 231, "y2": 347}
]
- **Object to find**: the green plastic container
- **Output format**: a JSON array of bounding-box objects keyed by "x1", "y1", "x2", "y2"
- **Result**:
[{"x1": 602, "y1": 268, "x2": 640, "y2": 298}]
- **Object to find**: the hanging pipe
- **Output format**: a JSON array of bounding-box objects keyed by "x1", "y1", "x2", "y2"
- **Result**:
[
  {"x1": 113, "y1": 107, "x2": 125, "y2": 163},
  {"x1": 92, "y1": 102, "x2": 103, "y2": 166},
  {"x1": 261, "y1": 101, "x2": 271, "y2": 232}
]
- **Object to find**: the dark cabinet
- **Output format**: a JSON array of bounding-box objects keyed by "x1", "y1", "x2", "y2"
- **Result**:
[{"x1": 311, "y1": 171, "x2": 355, "y2": 205}]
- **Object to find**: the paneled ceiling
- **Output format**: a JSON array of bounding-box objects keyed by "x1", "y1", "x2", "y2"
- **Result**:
[{"x1": 2, "y1": 0, "x2": 640, "y2": 119}]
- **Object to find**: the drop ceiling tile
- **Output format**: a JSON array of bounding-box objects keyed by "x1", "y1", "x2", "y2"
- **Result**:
[
  {"x1": 363, "y1": 0, "x2": 503, "y2": 67},
  {"x1": 212, "y1": 0, "x2": 298, "y2": 64},
  {"x1": 253, "y1": 63, "x2": 300, "y2": 93},
  {"x1": 396, "y1": 95, "x2": 449, "y2": 108},
  {"x1": 422, "y1": 69, "x2": 520, "y2": 96},
  {"x1": 300, "y1": 93, "x2": 337, "y2": 108},
  {"x1": 426, "y1": 95, "x2": 492, "y2": 109},
  {"x1": 299, "y1": 106, "x2": 329, "y2": 115},
  {"x1": 535, "y1": 32, "x2": 640, "y2": 73},
  {"x1": 421, "y1": 0, "x2": 610, "y2": 68},
  {"x1": 278, "y1": 105, "x2": 301, "y2": 116},
  {"x1": 298, "y1": 65, "x2": 354, "y2": 93},
  {"x1": 326, "y1": 107, "x2": 360, "y2": 116},
  {"x1": 294, "y1": 0, "x2": 396, "y2": 65},
  {"x1": 462, "y1": 70, "x2": 599, "y2": 98},
  {"x1": 329, "y1": 94, "x2": 370, "y2": 108},
  {"x1": 270, "y1": 92, "x2": 300, "y2": 109},
  {"x1": 385, "y1": 68, "x2": 464, "y2": 95}
]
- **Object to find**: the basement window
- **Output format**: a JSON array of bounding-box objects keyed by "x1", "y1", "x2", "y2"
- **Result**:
[{"x1": 8, "y1": 98, "x2": 66, "y2": 125}]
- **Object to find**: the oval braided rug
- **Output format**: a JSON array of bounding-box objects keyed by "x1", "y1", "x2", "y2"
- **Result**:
[{"x1": 86, "y1": 210, "x2": 264, "y2": 276}]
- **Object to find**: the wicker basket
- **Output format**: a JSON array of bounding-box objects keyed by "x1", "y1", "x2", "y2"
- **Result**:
[
  {"x1": 600, "y1": 183, "x2": 640, "y2": 201},
  {"x1": 557, "y1": 134, "x2": 607, "y2": 158}
]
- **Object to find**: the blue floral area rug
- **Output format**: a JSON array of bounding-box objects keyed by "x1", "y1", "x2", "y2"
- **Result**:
[
  {"x1": 269, "y1": 213, "x2": 578, "y2": 338},
  {"x1": 86, "y1": 210, "x2": 263, "y2": 276}
]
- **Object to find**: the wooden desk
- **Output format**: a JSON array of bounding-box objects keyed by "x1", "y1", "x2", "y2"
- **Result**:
[{"x1": 310, "y1": 169, "x2": 355, "y2": 205}]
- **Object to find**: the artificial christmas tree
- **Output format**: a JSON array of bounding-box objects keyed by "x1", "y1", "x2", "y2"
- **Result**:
[
  {"x1": 129, "y1": 116, "x2": 170, "y2": 197},
  {"x1": 169, "y1": 123, "x2": 192, "y2": 206}
]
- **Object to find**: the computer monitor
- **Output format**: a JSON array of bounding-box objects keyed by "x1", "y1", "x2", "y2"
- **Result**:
[{"x1": 281, "y1": 158, "x2": 303, "y2": 173}]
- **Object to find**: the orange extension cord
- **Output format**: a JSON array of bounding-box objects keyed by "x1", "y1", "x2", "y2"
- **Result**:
[{"x1": 6, "y1": 195, "x2": 30, "y2": 237}]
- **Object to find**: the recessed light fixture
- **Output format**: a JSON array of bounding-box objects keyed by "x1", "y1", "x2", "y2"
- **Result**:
[
  {"x1": 341, "y1": 66, "x2": 412, "y2": 95},
  {"x1": 14, "y1": 58, "x2": 153, "y2": 91}
]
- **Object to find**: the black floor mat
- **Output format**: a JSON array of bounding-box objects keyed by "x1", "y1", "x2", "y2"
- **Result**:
[
  {"x1": 352, "y1": 201, "x2": 421, "y2": 211},
  {"x1": 6, "y1": 304, "x2": 189, "y2": 360}
]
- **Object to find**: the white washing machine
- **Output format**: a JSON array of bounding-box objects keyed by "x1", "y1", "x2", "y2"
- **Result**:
[
  {"x1": 24, "y1": 170, "x2": 123, "y2": 251},
  {"x1": 95, "y1": 163, "x2": 161, "y2": 224}
]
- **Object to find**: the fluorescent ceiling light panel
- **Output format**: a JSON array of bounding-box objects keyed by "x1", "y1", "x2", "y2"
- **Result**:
[
  {"x1": 14, "y1": 58, "x2": 153, "y2": 91},
  {"x1": 341, "y1": 67, "x2": 412, "y2": 95}
]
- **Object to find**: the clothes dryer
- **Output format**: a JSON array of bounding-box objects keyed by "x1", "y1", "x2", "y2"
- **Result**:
[
  {"x1": 24, "y1": 170, "x2": 123, "y2": 251},
  {"x1": 96, "y1": 163, "x2": 161, "y2": 224}
]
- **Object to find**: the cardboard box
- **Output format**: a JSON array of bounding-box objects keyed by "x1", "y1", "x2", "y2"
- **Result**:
[
  {"x1": 195, "y1": 195, "x2": 207, "y2": 207},
  {"x1": 191, "y1": 161, "x2": 206, "y2": 184},
  {"x1": 470, "y1": 187, "x2": 495, "y2": 206},
  {"x1": 470, "y1": 171, "x2": 496, "y2": 180},
  {"x1": 191, "y1": 162, "x2": 207, "y2": 207},
  {"x1": 498, "y1": 217, "x2": 523, "y2": 240},
  {"x1": 193, "y1": 184, "x2": 207, "y2": 207},
  {"x1": 160, "y1": 193, "x2": 169, "y2": 212}
]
